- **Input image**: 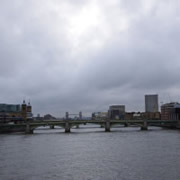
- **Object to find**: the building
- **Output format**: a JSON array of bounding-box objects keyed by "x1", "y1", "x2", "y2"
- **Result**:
[
  {"x1": 142, "y1": 112, "x2": 161, "y2": 120},
  {"x1": 161, "y1": 102, "x2": 180, "y2": 120},
  {"x1": 0, "y1": 100, "x2": 33, "y2": 123},
  {"x1": 26, "y1": 102, "x2": 33, "y2": 119},
  {"x1": 43, "y1": 114, "x2": 56, "y2": 120},
  {"x1": 125, "y1": 112, "x2": 134, "y2": 120},
  {"x1": 92, "y1": 112, "x2": 108, "y2": 120},
  {"x1": 108, "y1": 105, "x2": 125, "y2": 120},
  {"x1": 145, "y1": 94, "x2": 159, "y2": 112},
  {"x1": 0, "y1": 104, "x2": 21, "y2": 121}
]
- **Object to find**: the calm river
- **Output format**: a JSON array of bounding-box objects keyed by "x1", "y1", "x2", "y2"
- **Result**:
[{"x1": 0, "y1": 126, "x2": 180, "y2": 180}]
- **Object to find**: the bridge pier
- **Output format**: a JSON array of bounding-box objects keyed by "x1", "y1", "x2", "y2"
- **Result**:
[
  {"x1": 141, "y1": 120, "x2": 148, "y2": 130},
  {"x1": 124, "y1": 122, "x2": 128, "y2": 127},
  {"x1": 65, "y1": 112, "x2": 71, "y2": 133},
  {"x1": 105, "y1": 121, "x2": 111, "y2": 132},
  {"x1": 50, "y1": 125, "x2": 54, "y2": 129},
  {"x1": 25, "y1": 123, "x2": 33, "y2": 134},
  {"x1": 76, "y1": 124, "x2": 79, "y2": 128},
  {"x1": 66, "y1": 112, "x2": 69, "y2": 119},
  {"x1": 65, "y1": 122, "x2": 71, "y2": 133}
]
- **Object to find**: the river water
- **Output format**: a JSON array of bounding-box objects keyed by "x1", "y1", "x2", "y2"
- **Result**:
[{"x1": 0, "y1": 126, "x2": 180, "y2": 180}]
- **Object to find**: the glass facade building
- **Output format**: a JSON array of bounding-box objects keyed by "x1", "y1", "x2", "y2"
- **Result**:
[{"x1": 0, "y1": 104, "x2": 21, "y2": 113}]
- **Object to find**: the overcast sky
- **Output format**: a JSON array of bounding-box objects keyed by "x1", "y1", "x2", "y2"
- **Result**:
[{"x1": 0, "y1": 0, "x2": 180, "y2": 117}]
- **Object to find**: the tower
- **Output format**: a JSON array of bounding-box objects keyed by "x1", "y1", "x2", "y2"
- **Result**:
[
  {"x1": 21, "y1": 100, "x2": 27, "y2": 120},
  {"x1": 26, "y1": 101, "x2": 32, "y2": 119},
  {"x1": 27, "y1": 101, "x2": 32, "y2": 113},
  {"x1": 145, "y1": 94, "x2": 158, "y2": 112}
]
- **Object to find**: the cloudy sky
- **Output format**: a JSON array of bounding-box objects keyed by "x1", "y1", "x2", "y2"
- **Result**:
[{"x1": 0, "y1": 0, "x2": 180, "y2": 117}]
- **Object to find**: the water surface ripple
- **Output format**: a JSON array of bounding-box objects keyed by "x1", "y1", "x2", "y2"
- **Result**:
[{"x1": 0, "y1": 126, "x2": 180, "y2": 180}]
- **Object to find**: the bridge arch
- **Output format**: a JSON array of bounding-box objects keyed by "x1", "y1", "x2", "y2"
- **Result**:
[{"x1": 26, "y1": 124, "x2": 66, "y2": 134}]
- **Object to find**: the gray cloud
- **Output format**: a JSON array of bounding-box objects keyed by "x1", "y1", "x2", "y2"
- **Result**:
[{"x1": 0, "y1": 0, "x2": 180, "y2": 117}]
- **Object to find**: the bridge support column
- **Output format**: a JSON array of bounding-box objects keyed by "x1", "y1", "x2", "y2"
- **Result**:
[
  {"x1": 141, "y1": 120, "x2": 148, "y2": 130},
  {"x1": 105, "y1": 121, "x2": 111, "y2": 132},
  {"x1": 65, "y1": 122, "x2": 71, "y2": 133},
  {"x1": 76, "y1": 124, "x2": 79, "y2": 128},
  {"x1": 66, "y1": 112, "x2": 69, "y2": 120},
  {"x1": 124, "y1": 122, "x2": 128, "y2": 127},
  {"x1": 50, "y1": 125, "x2": 54, "y2": 129},
  {"x1": 25, "y1": 123, "x2": 33, "y2": 134}
]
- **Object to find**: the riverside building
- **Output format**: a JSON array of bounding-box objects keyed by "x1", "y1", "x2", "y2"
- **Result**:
[
  {"x1": 161, "y1": 102, "x2": 180, "y2": 120},
  {"x1": 0, "y1": 100, "x2": 32, "y2": 122},
  {"x1": 108, "y1": 105, "x2": 125, "y2": 120}
]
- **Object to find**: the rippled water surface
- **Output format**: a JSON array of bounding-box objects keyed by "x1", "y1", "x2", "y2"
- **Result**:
[{"x1": 0, "y1": 126, "x2": 180, "y2": 180}]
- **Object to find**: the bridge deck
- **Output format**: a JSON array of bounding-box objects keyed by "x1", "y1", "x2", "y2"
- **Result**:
[
  {"x1": 0, "y1": 119, "x2": 178, "y2": 127},
  {"x1": 0, "y1": 119, "x2": 178, "y2": 133}
]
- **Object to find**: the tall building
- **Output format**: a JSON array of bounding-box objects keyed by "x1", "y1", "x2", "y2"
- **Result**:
[
  {"x1": 145, "y1": 94, "x2": 159, "y2": 112},
  {"x1": 108, "y1": 105, "x2": 125, "y2": 120},
  {"x1": 161, "y1": 102, "x2": 180, "y2": 120}
]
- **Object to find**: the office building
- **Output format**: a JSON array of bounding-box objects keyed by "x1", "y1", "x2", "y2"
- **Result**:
[
  {"x1": 145, "y1": 94, "x2": 159, "y2": 112},
  {"x1": 161, "y1": 102, "x2": 180, "y2": 120},
  {"x1": 108, "y1": 105, "x2": 125, "y2": 120}
]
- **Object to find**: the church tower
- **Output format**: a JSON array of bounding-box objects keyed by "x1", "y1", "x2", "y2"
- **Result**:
[
  {"x1": 21, "y1": 100, "x2": 27, "y2": 120},
  {"x1": 27, "y1": 101, "x2": 32, "y2": 113},
  {"x1": 27, "y1": 101, "x2": 32, "y2": 119}
]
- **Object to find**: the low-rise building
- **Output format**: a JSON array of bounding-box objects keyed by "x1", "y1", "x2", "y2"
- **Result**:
[
  {"x1": 142, "y1": 112, "x2": 161, "y2": 120},
  {"x1": 92, "y1": 112, "x2": 108, "y2": 120}
]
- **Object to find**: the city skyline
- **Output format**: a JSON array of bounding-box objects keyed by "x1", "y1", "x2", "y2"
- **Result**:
[
  {"x1": 1, "y1": 93, "x2": 180, "y2": 118},
  {"x1": 1, "y1": 2, "x2": 180, "y2": 180},
  {"x1": 0, "y1": 0, "x2": 180, "y2": 116}
]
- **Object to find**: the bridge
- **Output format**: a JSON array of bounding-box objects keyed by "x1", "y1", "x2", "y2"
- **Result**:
[{"x1": 0, "y1": 119, "x2": 179, "y2": 134}]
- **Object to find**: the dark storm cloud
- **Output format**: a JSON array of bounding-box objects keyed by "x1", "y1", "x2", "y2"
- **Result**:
[{"x1": 0, "y1": 0, "x2": 180, "y2": 116}]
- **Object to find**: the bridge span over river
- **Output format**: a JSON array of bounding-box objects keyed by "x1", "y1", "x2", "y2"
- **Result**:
[{"x1": 0, "y1": 119, "x2": 179, "y2": 134}]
